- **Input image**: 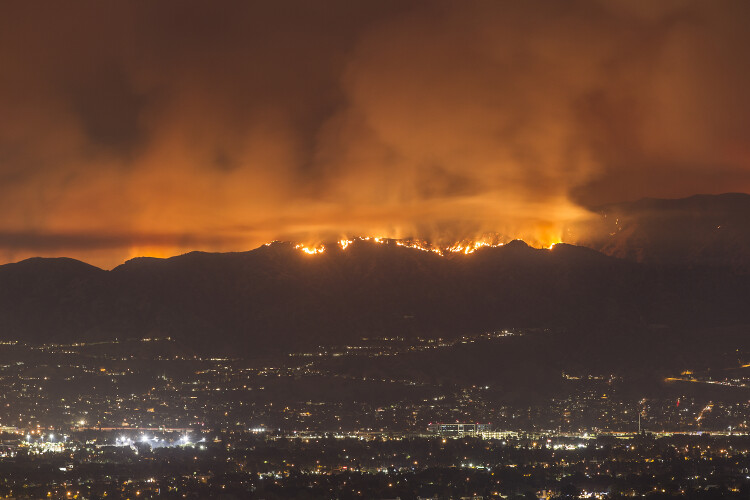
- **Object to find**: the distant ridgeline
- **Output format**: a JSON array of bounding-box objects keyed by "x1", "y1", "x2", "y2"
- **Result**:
[
  {"x1": 571, "y1": 193, "x2": 750, "y2": 273},
  {"x1": 2, "y1": 193, "x2": 750, "y2": 360}
]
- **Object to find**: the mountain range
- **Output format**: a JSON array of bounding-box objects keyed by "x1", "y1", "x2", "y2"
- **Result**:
[
  {"x1": 572, "y1": 192, "x2": 750, "y2": 272},
  {"x1": 1, "y1": 193, "x2": 750, "y2": 357}
]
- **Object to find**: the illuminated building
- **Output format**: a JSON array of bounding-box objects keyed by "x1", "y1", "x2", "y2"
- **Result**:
[{"x1": 427, "y1": 423, "x2": 490, "y2": 437}]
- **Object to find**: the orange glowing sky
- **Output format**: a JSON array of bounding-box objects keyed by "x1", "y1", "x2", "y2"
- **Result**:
[{"x1": 2, "y1": 1, "x2": 750, "y2": 268}]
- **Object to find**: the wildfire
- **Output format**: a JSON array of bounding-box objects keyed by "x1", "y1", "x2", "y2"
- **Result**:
[
  {"x1": 446, "y1": 240, "x2": 502, "y2": 255},
  {"x1": 288, "y1": 232, "x2": 568, "y2": 257},
  {"x1": 291, "y1": 235, "x2": 518, "y2": 257},
  {"x1": 295, "y1": 244, "x2": 325, "y2": 255},
  {"x1": 446, "y1": 235, "x2": 506, "y2": 255},
  {"x1": 395, "y1": 240, "x2": 444, "y2": 255}
]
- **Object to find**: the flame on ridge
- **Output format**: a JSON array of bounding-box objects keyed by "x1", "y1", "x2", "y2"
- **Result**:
[
  {"x1": 292, "y1": 235, "x2": 520, "y2": 256},
  {"x1": 295, "y1": 243, "x2": 325, "y2": 255},
  {"x1": 395, "y1": 240, "x2": 444, "y2": 255},
  {"x1": 446, "y1": 240, "x2": 501, "y2": 255},
  {"x1": 289, "y1": 229, "x2": 568, "y2": 257}
]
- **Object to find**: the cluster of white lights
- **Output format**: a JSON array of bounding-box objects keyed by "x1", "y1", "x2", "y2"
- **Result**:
[{"x1": 114, "y1": 434, "x2": 192, "y2": 446}]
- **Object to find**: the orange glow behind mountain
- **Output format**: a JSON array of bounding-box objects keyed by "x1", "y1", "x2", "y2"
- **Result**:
[
  {"x1": 286, "y1": 234, "x2": 564, "y2": 258},
  {"x1": 3, "y1": 3, "x2": 750, "y2": 268}
]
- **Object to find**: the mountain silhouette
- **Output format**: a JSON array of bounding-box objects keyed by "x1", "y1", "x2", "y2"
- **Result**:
[
  {"x1": 2, "y1": 218, "x2": 750, "y2": 356},
  {"x1": 573, "y1": 193, "x2": 750, "y2": 272}
]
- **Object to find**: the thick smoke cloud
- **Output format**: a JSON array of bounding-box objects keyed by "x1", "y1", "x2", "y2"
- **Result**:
[{"x1": 1, "y1": 1, "x2": 749, "y2": 267}]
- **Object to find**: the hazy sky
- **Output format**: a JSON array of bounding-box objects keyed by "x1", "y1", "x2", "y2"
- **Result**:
[{"x1": 2, "y1": 1, "x2": 750, "y2": 267}]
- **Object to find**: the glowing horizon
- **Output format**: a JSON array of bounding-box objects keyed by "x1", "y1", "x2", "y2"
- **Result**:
[{"x1": 3, "y1": 3, "x2": 750, "y2": 269}]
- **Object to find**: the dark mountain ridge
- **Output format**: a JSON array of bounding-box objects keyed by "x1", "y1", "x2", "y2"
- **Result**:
[
  {"x1": 573, "y1": 193, "x2": 750, "y2": 271},
  {"x1": 2, "y1": 231, "x2": 749, "y2": 356}
]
